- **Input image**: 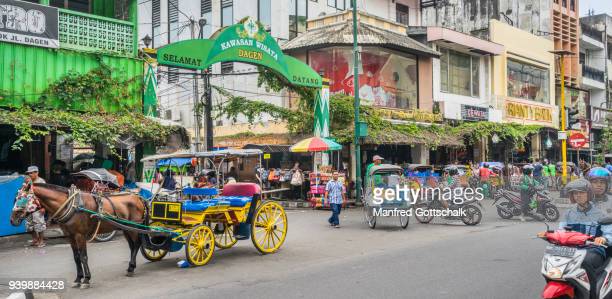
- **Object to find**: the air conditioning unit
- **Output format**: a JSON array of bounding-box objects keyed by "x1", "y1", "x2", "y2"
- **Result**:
[{"x1": 171, "y1": 110, "x2": 182, "y2": 122}]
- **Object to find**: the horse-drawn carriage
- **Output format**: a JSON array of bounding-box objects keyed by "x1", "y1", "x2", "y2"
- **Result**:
[{"x1": 139, "y1": 151, "x2": 287, "y2": 266}]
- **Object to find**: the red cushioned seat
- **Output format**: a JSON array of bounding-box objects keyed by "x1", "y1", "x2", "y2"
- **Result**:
[{"x1": 221, "y1": 183, "x2": 261, "y2": 197}]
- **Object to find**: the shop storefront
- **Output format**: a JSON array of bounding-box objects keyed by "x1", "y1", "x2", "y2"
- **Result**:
[{"x1": 489, "y1": 19, "x2": 559, "y2": 162}]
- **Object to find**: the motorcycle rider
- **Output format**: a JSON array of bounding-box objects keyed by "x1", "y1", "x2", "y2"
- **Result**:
[
  {"x1": 520, "y1": 165, "x2": 542, "y2": 221},
  {"x1": 588, "y1": 167, "x2": 612, "y2": 215},
  {"x1": 441, "y1": 166, "x2": 461, "y2": 210},
  {"x1": 556, "y1": 178, "x2": 612, "y2": 299}
]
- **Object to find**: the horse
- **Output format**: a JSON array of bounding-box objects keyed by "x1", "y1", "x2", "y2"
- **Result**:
[{"x1": 10, "y1": 182, "x2": 146, "y2": 289}]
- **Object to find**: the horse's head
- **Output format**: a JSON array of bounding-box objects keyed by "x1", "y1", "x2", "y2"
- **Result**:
[{"x1": 10, "y1": 178, "x2": 38, "y2": 226}]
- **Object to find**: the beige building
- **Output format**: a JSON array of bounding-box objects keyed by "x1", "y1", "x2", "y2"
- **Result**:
[{"x1": 489, "y1": 20, "x2": 559, "y2": 161}]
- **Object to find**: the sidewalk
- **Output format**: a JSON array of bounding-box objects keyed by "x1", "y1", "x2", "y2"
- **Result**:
[{"x1": 0, "y1": 226, "x2": 65, "y2": 251}]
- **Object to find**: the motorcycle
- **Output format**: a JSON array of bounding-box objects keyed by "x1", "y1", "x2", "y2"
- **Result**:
[
  {"x1": 414, "y1": 197, "x2": 483, "y2": 226},
  {"x1": 539, "y1": 221, "x2": 612, "y2": 299},
  {"x1": 494, "y1": 186, "x2": 560, "y2": 221}
]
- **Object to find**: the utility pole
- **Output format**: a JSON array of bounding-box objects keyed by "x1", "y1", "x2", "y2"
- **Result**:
[
  {"x1": 552, "y1": 50, "x2": 573, "y2": 184},
  {"x1": 198, "y1": 18, "x2": 213, "y2": 151},
  {"x1": 352, "y1": 0, "x2": 362, "y2": 201},
  {"x1": 190, "y1": 18, "x2": 202, "y2": 152}
]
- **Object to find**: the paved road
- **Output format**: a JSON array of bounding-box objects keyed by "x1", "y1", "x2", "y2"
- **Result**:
[{"x1": 0, "y1": 203, "x2": 552, "y2": 299}]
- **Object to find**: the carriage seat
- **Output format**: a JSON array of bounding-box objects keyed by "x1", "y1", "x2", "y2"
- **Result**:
[
  {"x1": 221, "y1": 183, "x2": 261, "y2": 197},
  {"x1": 182, "y1": 199, "x2": 222, "y2": 212},
  {"x1": 182, "y1": 187, "x2": 218, "y2": 196},
  {"x1": 217, "y1": 196, "x2": 252, "y2": 207}
]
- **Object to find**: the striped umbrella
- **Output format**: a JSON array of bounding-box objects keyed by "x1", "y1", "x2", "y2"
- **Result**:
[{"x1": 289, "y1": 136, "x2": 342, "y2": 153}]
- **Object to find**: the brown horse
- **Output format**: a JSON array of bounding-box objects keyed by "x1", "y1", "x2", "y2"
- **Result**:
[{"x1": 10, "y1": 183, "x2": 146, "y2": 288}]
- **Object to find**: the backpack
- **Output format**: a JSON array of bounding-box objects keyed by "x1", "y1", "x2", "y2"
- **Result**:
[{"x1": 291, "y1": 170, "x2": 303, "y2": 186}]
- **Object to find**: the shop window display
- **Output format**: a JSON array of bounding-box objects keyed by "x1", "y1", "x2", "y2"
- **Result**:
[
  {"x1": 309, "y1": 47, "x2": 418, "y2": 109},
  {"x1": 507, "y1": 59, "x2": 549, "y2": 103}
]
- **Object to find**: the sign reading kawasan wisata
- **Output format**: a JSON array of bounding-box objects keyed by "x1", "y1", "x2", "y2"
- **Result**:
[{"x1": 156, "y1": 17, "x2": 322, "y2": 88}]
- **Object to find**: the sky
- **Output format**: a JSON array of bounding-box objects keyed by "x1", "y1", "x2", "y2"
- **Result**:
[{"x1": 580, "y1": 0, "x2": 612, "y2": 17}]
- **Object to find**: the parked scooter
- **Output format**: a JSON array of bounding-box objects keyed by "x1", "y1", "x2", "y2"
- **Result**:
[
  {"x1": 539, "y1": 221, "x2": 612, "y2": 299},
  {"x1": 494, "y1": 186, "x2": 560, "y2": 221}
]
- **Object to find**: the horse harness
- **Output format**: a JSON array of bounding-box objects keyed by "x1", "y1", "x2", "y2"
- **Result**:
[{"x1": 47, "y1": 185, "x2": 122, "y2": 240}]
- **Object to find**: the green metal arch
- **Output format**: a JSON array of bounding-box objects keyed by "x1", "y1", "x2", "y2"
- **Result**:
[{"x1": 156, "y1": 17, "x2": 321, "y2": 88}]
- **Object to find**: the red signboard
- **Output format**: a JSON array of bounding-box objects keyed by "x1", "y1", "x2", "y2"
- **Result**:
[{"x1": 568, "y1": 132, "x2": 587, "y2": 148}]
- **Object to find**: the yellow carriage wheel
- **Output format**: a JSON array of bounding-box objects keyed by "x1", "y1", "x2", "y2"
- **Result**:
[
  {"x1": 140, "y1": 222, "x2": 169, "y2": 262},
  {"x1": 185, "y1": 224, "x2": 215, "y2": 266},
  {"x1": 251, "y1": 201, "x2": 287, "y2": 254},
  {"x1": 213, "y1": 223, "x2": 237, "y2": 249}
]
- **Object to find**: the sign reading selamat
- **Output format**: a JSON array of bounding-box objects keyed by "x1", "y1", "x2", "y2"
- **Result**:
[
  {"x1": 504, "y1": 99, "x2": 553, "y2": 124},
  {"x1": 157, "y1": 17, "x2": 321, "y2": 88}
]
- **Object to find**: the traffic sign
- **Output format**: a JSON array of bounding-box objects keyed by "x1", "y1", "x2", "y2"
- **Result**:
[
  {"x1": 558, "y1": 131, "x2": 567, "y2": 140},
  {"x1": 568, "y1": 132, "x2": 587, "y2": 148}
]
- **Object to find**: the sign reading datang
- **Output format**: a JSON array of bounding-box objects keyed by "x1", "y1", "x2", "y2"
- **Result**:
[{"x1": 0, "y1": 0, "x2": 59, "y2": 48}]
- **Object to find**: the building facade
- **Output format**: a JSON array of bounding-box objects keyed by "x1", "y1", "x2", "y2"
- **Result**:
[
  {"x1": 489, "y1": 19, "x2": 558, "y2": 162},
  {"x1": 0, "y1": 0, "x2": 142, "y2": 176},
  {"x1": 580, "y1": 13, "x2": 612, "y2": 158},
  {"x1": 137, "y1": 0, "x2": 426, "y2": 146}
]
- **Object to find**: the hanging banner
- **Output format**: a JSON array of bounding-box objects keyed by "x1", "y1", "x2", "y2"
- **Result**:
[
  {"x1": 143, "y1": 64, "x2": 158, "y2": 117},
  {"x1": 314, "y1": 78, "x2": 330, "y2": 137},
  {"x1": 0, "y1": 0, "x2": 59, "y2": 49}
]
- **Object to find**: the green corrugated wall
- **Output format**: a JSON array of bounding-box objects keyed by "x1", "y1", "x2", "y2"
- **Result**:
[{"x1": 0, "y1": 42, "x2": 143, "y2": 113}]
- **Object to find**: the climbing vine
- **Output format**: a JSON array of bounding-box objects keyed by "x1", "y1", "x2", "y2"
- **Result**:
[
  {"x1": 46, "y1": 57, "x2": 141, "y2": 112},
  {"x1": 0, "y1": 107, "x2": 184, "y2": 154}
]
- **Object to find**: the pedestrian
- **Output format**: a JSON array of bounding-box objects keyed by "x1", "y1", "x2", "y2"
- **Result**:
[
  {"x1": 290, "y1": 162, "x2": 304, "y2": 200},
  {"x1": 325, "y1": 172, "x2": 346, "y2": 228},
  {"x1": 25, "y1": 166, "x2": 46, "y2": 248},
  {"x1": 533, "y1": 158, "x2": 544, "y2": 186}
]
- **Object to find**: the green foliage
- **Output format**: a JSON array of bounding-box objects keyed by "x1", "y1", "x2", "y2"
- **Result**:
[
  {"x1": 455, "y1": 122, "x2": 542, "y2": 147},
  {"x1": 1, "y1": 107, "x2": 180, "y2": 154},
  {"x1": 600, "y1": 126, "x2": 612, "y2": 155},
  {"x1": 214, "y1": 86, "x2": 311, "y2": 133},
  {"x1": 46, "y1": 58, "x2": 141, "y2": 112}
]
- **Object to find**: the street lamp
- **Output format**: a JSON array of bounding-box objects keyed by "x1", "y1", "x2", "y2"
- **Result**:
[{"x1": 142, "y1": 34, "x2": 152, "y2": 48}]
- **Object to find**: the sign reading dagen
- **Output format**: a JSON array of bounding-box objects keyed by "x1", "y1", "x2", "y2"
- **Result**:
[
  {"x1": 0, "y1": 0, "x2": 59, "y2": 49},
  {"x1": 156, "y1": 16, "x2": 321, "y2": 88}
]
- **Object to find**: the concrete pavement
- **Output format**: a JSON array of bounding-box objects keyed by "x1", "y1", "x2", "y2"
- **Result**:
[{"x1": 0, "y1": 203, "x2": 553, "y2": 299}]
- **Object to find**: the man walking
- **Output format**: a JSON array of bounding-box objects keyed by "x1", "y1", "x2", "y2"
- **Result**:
[{"x1": 325, "y1": 172, "x2": 346, "y2": 228}]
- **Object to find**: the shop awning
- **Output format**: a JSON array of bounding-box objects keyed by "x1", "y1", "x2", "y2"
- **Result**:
[
  {"x1": 242, "y1": 144, "x2": 291, "y2": 153},
  {"x1": 282, "y1": 18, "x2": 439, "y2": 57}
]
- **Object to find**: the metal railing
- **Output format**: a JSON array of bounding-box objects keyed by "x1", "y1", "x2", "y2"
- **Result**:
[
  {"x1": 583, "y1": 65, "x2": 605, "y2": 82},
  {"x1": 582, "y1": 24, "x2": 604, "y2": 43},
  {"x1": 58, "y1": 9, "x2": 135, "y2": 57}
]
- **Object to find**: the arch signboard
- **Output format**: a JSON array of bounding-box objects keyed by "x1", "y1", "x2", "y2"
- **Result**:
[{"x1": 156, "y1": 17, "x2": 322, "y2": 88}]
